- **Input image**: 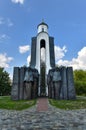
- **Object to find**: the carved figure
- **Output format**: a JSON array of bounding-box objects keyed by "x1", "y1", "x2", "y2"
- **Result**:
[
  {"x1": 24, "y1": 67, "x2": 34, "y2": 100},
  {"x1": 47, "y1": 69, "x2": 54, "y2": 98},
  {"x1": 52, "y1": 67, "x2": 61, "y2": 99}
]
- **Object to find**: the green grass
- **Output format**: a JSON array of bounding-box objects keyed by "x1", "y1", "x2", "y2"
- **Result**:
[
  {"x1": 49, "y1": 96, "x2": 86, "y2": 110},
  {"x1": 0, "y1": 96, "x2": 36, "y2": 110}
]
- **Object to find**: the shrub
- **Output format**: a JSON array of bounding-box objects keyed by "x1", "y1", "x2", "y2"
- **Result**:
[
  {"x1": 74, "y1": 81, "x2": 86, "y2": 96},
  {"x1": 0, "y1": 68, "x2": 11, "y2": 96}
]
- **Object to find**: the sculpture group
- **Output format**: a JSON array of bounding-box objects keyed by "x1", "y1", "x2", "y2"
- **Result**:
[
  {"x1": 11, "y1": 66, "x2": 76, "y2": 100},
  {"x1": 47, "y1": 66, "x2": 76, "y2": 100},
  {"x1": 11, "y1": 67, "x2": 39, "y2": 100}
]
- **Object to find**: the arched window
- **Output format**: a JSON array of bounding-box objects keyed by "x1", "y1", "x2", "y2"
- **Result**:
[{"x1": 40, "y1": 39, "x2": 45, "y2": 48}]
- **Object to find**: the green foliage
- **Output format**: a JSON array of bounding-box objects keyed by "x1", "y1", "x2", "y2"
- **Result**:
[
  {"x1": 74, "y1": 70, "x2": 86, "y2": 96},
  {"x1": 74, "y1": 81, "x2": 86, "y2": 96},
  {"x1": 0, "y1": 68, "x2": 11, "y2": 96},
  {"x1": 0, "y1": 96, "x2": 36, "y2": 110},
  {"x1": 49, "y1": 98, "x2": 86, "y2": 110},
  {"x1": 74, "y1": 70, "x2": 86, "y2": 81}
]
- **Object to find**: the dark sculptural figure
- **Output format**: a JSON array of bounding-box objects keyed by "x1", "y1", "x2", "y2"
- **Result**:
[
  {"x1": 24, "y1": 67, "x2": 34, "y2": 100},
  {"x1": 47, "y1": 67, "x2": 61, "y2": 99},
  {"x1": 52, "y1": 68, "x2": 61, "y2": 99},
  {"x1": 24, "y1": 67, "x2": 39, "y2": 100}
]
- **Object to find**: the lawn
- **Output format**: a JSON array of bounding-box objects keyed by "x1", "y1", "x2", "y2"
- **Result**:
[
  {"x1": 0, "y1": 96, "x2": 86, "y2": 111},
  {"x1": 0, "y1": 96, "x2": 36, "y2": 110},
  {"x1": 49, "y1": 96, "x2": 86, "y2": 110}
]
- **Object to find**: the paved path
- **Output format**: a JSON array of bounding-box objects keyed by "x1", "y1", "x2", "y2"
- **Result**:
[
  {"x1": 37, "y1": 98, "x2": 48, "y2": 112},
  {"x1": 0, "y1": 98, "x2": 86, "y2": 130}
]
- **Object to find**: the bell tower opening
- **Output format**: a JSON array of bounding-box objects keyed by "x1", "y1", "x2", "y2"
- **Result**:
[{"x1": 40, "y1": 39, "x2": 46, "y2": 96}]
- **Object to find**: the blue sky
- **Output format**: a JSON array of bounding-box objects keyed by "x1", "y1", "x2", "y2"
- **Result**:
[{"x1": 0, "y1": 0, "x2": 86, "y2": 78}]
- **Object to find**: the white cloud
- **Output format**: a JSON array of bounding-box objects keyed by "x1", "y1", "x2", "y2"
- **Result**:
[
  {"x1": 0, "y1": 17, "x2": 5, "y2": 25},
  {"x1": 27, "y1": 55, "x2": 31, "y2": 66},
  {"x1": 0, "y1": 34, "x2": 9, "y2": 39},
  {"x1": 0, "y1": 17, "x2": 13, "y2": 27},
  {"x1": 54, "y1": 45, "x2": 67, "y2": 61},
  {"x1": 0, "y1": 34, "x2": 10, "y2": 43},
  {"x1": 11, "y1": 0, "x2": 25, "y2": 4},
  {"x1": 0, "y1": 53, "x2": 13, "y2": 68},
  {"x1": 19, "y1": 45, "x2": 30, "y2": 54},
  {"x1": 57, "y1": 47, "x2": 86, "y2": 70},
  {"x1": 7, "y1": 18, "x2": 14, "y2": 27}
]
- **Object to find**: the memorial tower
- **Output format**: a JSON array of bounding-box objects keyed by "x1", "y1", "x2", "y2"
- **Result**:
[
  {"x1": 30, "y1": 21, "x2": 55, "y2": 96},
  {"x1": 11, "y1": 21, "x2": 76, "y2": 100}
]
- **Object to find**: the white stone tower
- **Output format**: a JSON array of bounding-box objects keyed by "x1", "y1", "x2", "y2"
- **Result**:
[{"x1": 30, "y1": 21, "x2": 55, "y2": 96}]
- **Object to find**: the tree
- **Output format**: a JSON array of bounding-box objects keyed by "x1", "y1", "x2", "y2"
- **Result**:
[
  {"x1": 74, "y1": 70, "x2": 86, "y2": 82},
  {"x1": 0, "y1": 67, "x2": 11, "y2": 96},
  {"x1": 74, "y1": 70, "x2": 86, "y2": 96}
]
